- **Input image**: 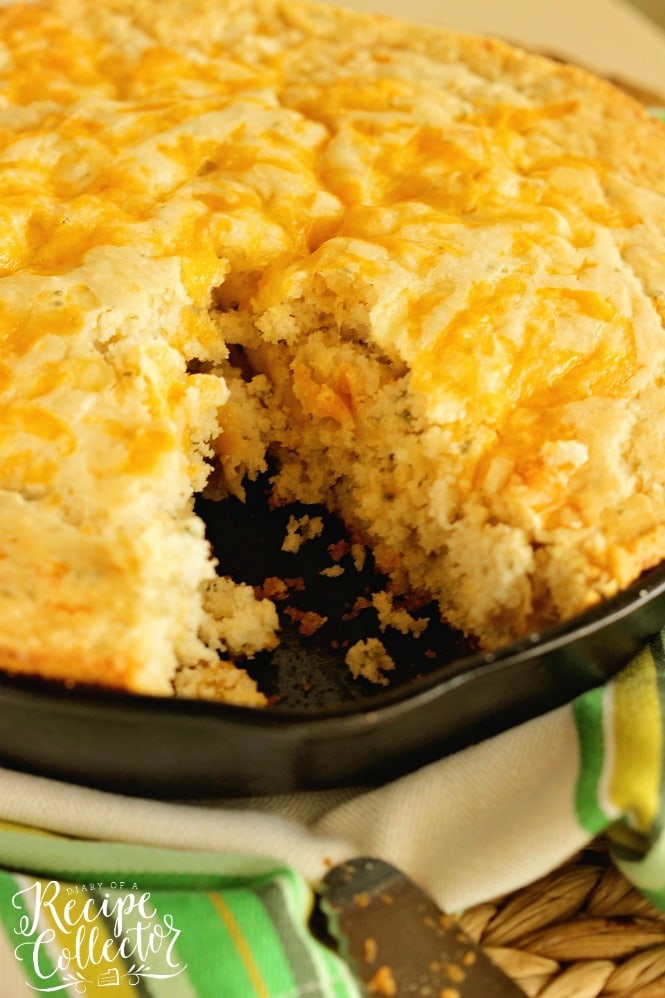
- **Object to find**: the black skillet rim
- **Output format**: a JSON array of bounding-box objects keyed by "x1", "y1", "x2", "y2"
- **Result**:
[{"x1": 0, "y1": 558, "x2": 663, "y2": 797}]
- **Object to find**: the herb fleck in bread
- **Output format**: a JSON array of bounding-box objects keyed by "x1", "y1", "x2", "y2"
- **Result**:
[{"x1": 1, "y1": 0, "x2": 665, "y2": 700}]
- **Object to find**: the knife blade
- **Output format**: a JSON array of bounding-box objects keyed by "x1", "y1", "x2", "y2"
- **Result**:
[{"x1": 313, "y1": 857, "x2": 524, "y2": 996}]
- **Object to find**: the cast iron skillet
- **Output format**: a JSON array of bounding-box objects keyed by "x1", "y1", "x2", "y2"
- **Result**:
[{"x1": 2, "y1": 477, "x2": 665, "y2": 799}]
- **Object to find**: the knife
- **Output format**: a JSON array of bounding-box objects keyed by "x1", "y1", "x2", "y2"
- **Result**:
[{"x1": 313, "y1": 857, "x2": 524, "y2": 996}]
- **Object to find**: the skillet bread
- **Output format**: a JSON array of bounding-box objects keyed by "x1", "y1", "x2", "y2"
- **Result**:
[{"x1": 1, "y1": 0, "x2": 665, "y2": 701}]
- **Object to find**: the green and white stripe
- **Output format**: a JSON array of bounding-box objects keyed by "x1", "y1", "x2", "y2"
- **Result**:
[
  {"x1": 0, "y1": 823, "x2": 361, "y2": 997},
  {"x1": 573, "y1": 631, "x2": 665, "y2": 907}
]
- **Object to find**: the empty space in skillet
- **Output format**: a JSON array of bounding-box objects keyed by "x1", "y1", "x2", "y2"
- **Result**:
[{"x1": 195, "y1": 471, "x2": 476, "y2": 711}]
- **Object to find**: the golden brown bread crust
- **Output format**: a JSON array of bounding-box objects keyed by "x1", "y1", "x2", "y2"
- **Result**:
[{"x1": 1, "y1": 0, "x2": 665, "y2": 694}]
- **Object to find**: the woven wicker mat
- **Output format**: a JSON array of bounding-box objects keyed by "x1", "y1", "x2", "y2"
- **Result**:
[{"x1": 460, "y1": 837, "x2": 665, "y2": 997}]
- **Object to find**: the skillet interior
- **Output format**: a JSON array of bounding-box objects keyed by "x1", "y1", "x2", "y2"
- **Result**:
[{"x1": 2, "y1": 479, "x2": 665, "y2": 798}]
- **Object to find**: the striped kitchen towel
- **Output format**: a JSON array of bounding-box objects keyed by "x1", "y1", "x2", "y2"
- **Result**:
[
  {"x1": 574, "y1": 633, "x2": 665, "y2": 911},
  {"x1": 0, "y1": 824, "x2": 361, "y2": 996},
  {"x1": 1, "y1": 634, "x2": 665, "y2": 994}
]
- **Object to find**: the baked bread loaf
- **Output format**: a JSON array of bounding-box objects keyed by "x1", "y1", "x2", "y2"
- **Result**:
[{"x1": 1, "y1": 0, "x2": 665, "y2": 701}]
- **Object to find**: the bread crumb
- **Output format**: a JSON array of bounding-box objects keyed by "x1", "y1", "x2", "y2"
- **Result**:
[
  {"x1": 281, "y1": 514, "x2": 324, "y2": 553},
  {"x1": 351, "y1": 543, "x2": 367, "y2": 572},
  {"x1": 256, "y1": 576, "x2": 290, "y2": 602},
  {"x1": 372, "y1": 591, "x2": 429, "y2": 637},
  {"x1": 345, "y1": 638, "x2": 396, "y2": 686},
  {"x1": 342, "y1": 596, "x2": 372, "y2": 622},
  {"x1": 284, "y1": 606, "x2": 328, "y2": 636},
  {"x1": 368, "y1": 965, "x2": 397, "y2": 996},
  {"x1": 328, "y1": 539, "x2": 350, "y2": 561},
  {"x1": 202, "y1": 576, "x2": 279, "y2": 657},
  {"x1": 320, "y1": 564, "x2": 345, "y2": 578}
]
